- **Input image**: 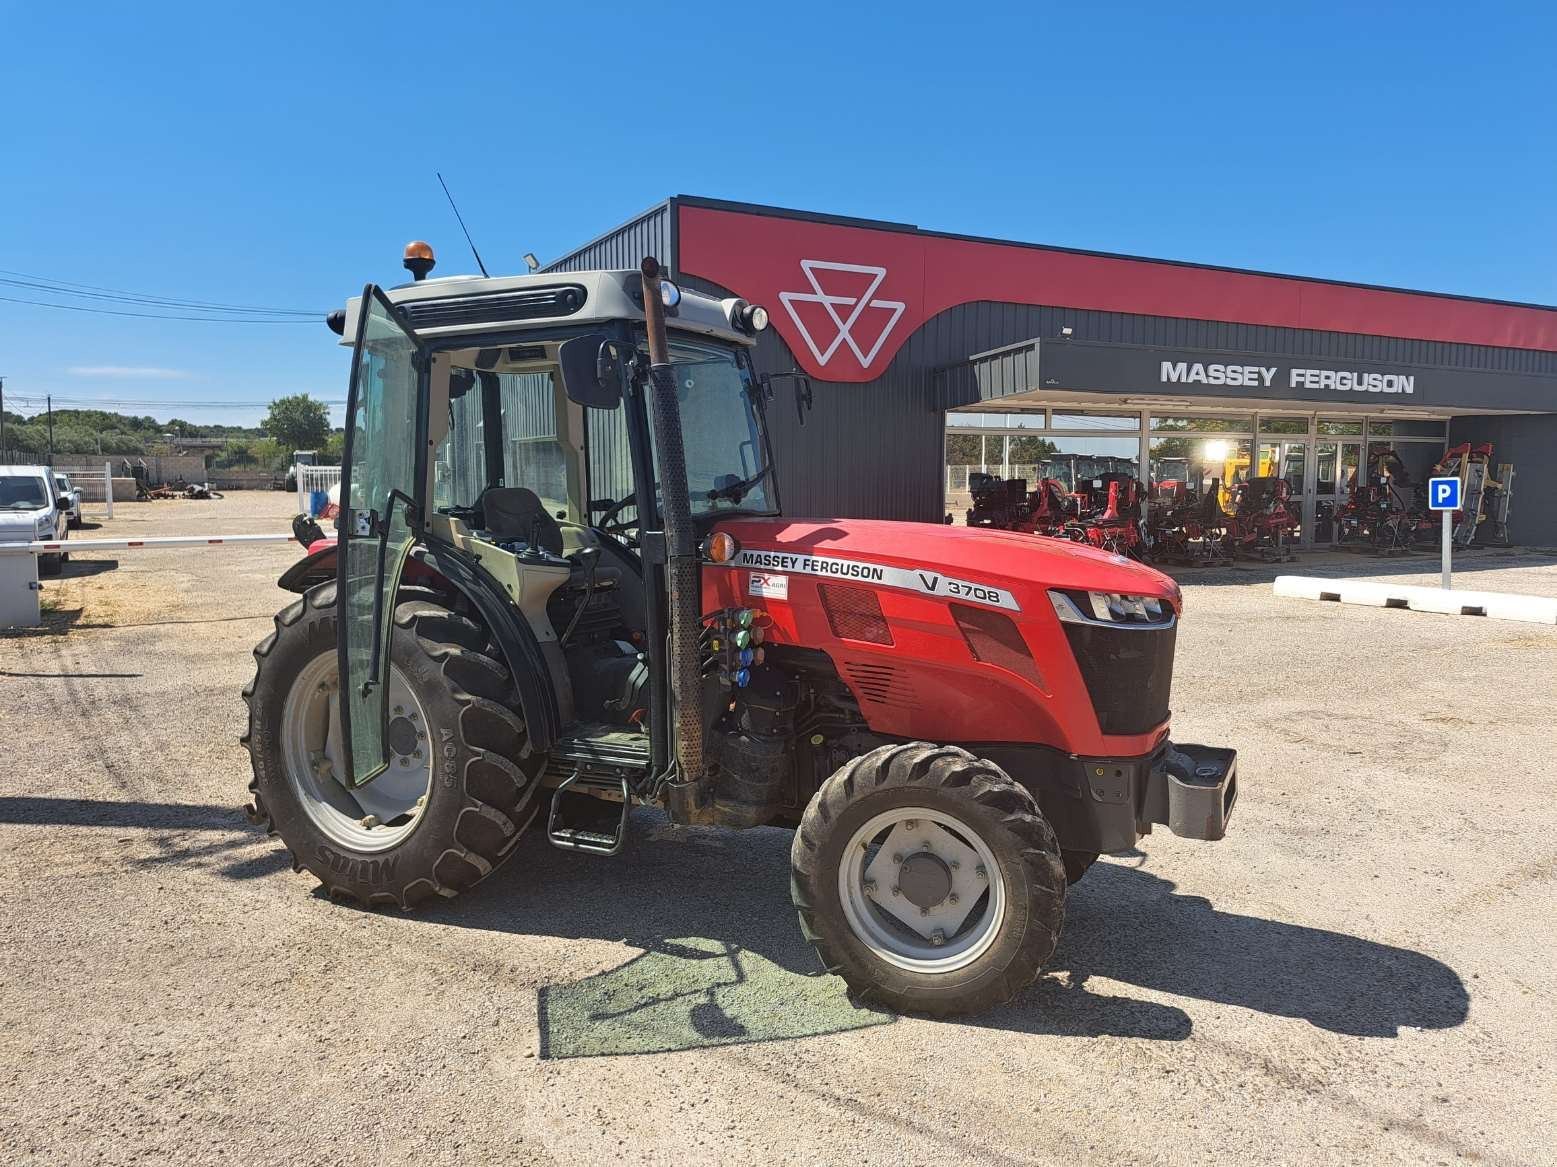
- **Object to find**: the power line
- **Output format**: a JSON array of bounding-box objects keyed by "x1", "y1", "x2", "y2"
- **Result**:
[
  {"x1": 0, "y1": 294, "x2": 321, "y2": 323},
  {"x1": 0, "y1": 277, "x2": 319, "y2": 316},
  {"x1": 0, "y1": 267, "x2": 324, "y2": 315}
]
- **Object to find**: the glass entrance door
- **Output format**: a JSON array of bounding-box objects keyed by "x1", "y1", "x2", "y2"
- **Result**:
[
  {"x1": 1258, "y1": 440, "x2": 1309, "y2": 543},
  {"x1": 1313, "y1": 441, "x2": 1360, "y2": 543}
]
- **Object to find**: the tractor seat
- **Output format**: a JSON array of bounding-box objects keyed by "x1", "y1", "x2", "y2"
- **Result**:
[{"x1": 477, "y1": 487, "x2": 565, "y2": 556}]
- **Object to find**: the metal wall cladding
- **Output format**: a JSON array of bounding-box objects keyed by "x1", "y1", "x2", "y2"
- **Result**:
[
  {"x1": 1447, "y1": 413, "x2": 1557, "y2": 547},
  {"x1": 542, "y1": 202, "x2": 674, "y2": 276}
]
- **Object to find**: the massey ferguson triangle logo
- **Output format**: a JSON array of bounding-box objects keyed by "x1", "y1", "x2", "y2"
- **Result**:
[{"x1": 777, "y1": 260, "x2": 906, "y2": 370}]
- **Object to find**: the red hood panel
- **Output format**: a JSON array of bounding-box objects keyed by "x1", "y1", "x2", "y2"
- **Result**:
[{"x1": 715, "y1": 517, "x2": 1177, "y2": 610}]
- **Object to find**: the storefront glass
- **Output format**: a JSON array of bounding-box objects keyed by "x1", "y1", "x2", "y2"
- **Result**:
[
  {"x1": 1258, "y1": 417, "x2": 1309, "y2": 435},
  {"x1": 1150, "y1": 415, "x2": 1255, "y2": 433},
  {"x1": 1313, "y1": 440, "x2": 1361, "y2": 541},
  {"x1": 1318, "y1": 418, "x2": 1364, "y2": 436},
  {"x1": 1027, "y1": 437, "x2": 1140, "y2": 491},
  {"x1": 1050, "y1": 411, "x2": 1139, "y2": 431},
  {"x1": 1149, "y1": 434, "x2": 1253, "y2": 500},
  {"x1": 1367, "y1": 441, "x2": 1439, "y2": 494}
]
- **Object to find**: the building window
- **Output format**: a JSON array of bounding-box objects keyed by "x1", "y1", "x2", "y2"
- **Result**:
[
  {"x1": 1258, "y1": 416, "x2": 1309, "y2": 435},
  {"x1": 1317, "y1": 418, "x2": 1364, "y2": 436},
  {"x1": 1150, "y1": 435, "x2": 1253, "y2": 497},
  {"x1": 1049, "y1": 410, "x2": 1139, "y2": 431},
  {"x1": 1149, "y1": 415, "x2": 1255, "y2": 433},
  {"x1": 1366, "y1": 419, "x2": 1448, "y2": 439}
]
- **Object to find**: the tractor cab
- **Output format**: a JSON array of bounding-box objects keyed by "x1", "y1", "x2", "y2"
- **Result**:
[{"x1": 327, "y1": 255, "x2": 784, "y2": 813}]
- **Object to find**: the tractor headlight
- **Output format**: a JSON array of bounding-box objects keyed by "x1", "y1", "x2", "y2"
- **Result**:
[
  {"x1": 1050, "y1": 590, "x2": 1171, "y2": 625},
  {"x1": 726, "y1": 299, "x2": 771, "y2": 334},
  {"x1": 659, "y1": 280, "x2": 682, "y2": 308}
]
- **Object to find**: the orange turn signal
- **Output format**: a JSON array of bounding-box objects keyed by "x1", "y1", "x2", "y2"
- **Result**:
[{"x1": 705, "y1": 532, "x2": 740, "y2": 563}]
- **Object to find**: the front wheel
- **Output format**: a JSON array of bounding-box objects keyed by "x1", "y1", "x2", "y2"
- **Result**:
[
  {"x1": 791, "y1": 743, "x2": 1066, "y2": 1016},
  {"x1": 243, "y1": 581, "x2": 543, "y2": 908}
]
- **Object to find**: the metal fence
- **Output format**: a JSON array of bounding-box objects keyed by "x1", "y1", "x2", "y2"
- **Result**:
[
  {"x1": 945, "y1": 465, "x2": 1047, "y2": 493},
  {"x1": 296, "y1": 464, "x2": 343, "y2": 516},
  {"x1": 1, "y1": 460, "x2": 116, "y2": 516}
]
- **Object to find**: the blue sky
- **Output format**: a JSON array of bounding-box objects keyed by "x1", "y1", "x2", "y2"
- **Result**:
[{"x1": 2, "y1": 0, "x2": 1552, "y2": 427}]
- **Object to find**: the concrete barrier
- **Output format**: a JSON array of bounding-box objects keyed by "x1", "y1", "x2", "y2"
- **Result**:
[{"x1": 1274, "y1": 575, "x2": 1557, "y2": 625}]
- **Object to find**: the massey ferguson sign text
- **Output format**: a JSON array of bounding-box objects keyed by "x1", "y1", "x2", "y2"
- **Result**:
[
  {"x1": 1161, "y1": 361, "x2": 1416, "y2": 395},
  {"x1": 675, "y1": 204, "x2": 1557, "y2": 384}
]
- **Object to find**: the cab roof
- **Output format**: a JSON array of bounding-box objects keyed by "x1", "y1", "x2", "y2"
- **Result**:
[{"x1": 339, "y1": 269, "x2": 756, "y2": 349}]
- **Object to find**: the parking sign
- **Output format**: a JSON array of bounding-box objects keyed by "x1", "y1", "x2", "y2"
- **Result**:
[{"x1": 1428, "y1": 476, "x2": 1462, "y2": 511}]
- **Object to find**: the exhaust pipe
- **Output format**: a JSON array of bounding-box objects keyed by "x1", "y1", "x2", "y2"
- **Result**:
[{"x1": 640, "y1": 257, "x2": 707, "y2": 823}]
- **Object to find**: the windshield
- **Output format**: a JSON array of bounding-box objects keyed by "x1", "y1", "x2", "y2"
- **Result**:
[
  {"x1": 661, "y1": 339, "x2": 773, "y2": 516},
  {"x1": 583, "y1": 337, "x2": 775, "y2": 531},
  {"x1": 0, "y1": 475, "x2": 49, "y2": 510}
]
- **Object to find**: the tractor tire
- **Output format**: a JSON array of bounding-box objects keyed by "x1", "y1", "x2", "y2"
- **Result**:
[
  {"x1": 1062, "y1": 849, "x2": 1099, "y2": 885},
  {"x1": 243, "y1": 580, "x2": 543, "y2": 908},
  {"x1": 791, "y1": 742, "x2": 1066, "y2": 1017}
]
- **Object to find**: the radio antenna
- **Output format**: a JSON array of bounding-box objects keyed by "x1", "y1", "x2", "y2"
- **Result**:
[{"x1": 436, "y1": 171, "x2": 490, "y2": 277}]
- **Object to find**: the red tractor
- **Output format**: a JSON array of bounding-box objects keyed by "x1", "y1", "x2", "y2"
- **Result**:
[
  {"x1": 1062, "y1": 473, "x2": 1147, "y2": 558},
  {"x1": 247, "y1": 246, "x2": 1237, "y2": 1017},
  {"x1": 1223, "y1": 476, "x2": 1299, "y2": 561}
]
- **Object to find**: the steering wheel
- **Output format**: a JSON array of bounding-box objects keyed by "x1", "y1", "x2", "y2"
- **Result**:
[
  {"x1": 593, "y1": 483, "x2": 662, "y2": 542},
  {"x1": 594, "y1": 494, "x2": 644, "y2": 547}
]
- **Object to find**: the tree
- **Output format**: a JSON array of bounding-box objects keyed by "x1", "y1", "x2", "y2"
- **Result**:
[
  {"x1": 262, "y1": 394, "x2": 330, "y2": 453},
  {"x1": 1008, "y1": 435, "x2": 1058, "y2": 462},
  {"x1": 945, "y1": 434, "x2": 982, "y2": 465}
]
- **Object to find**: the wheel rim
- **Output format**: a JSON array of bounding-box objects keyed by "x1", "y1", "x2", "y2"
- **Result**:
[
  {"x1": 280, "y1": 650, "x2": 431, "y2": 853},
  {"x1": 837, "y1": 806, "x2": 1007, "y2": 974}
]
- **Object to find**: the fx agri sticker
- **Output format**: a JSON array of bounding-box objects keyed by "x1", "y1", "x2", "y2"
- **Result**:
[{"x1": 748, "y1": 572, "x2": 789, "y2": 601}]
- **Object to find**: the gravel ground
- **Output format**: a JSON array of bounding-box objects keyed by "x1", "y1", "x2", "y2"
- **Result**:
[{"x1": 2, "y1": 492, "x2": 1554, "y2": 1166}]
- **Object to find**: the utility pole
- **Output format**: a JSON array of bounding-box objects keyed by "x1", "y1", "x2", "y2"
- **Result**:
[
  {"x1": 0, "y1": 377, "x2": 6, "y2": 464},
  {"x1": 46, "y1": 394, "x2": 55, "y2": 467}
]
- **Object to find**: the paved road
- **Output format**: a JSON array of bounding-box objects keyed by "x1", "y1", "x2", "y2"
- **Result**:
[{"x1": 2, "y1": 494, "x2": 1553, "y2": 1165}]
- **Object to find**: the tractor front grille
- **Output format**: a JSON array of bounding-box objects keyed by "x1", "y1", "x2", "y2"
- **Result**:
[
  {"x1": 398, "y1": 284, "x2": 587, "y2": 329},
  {"x1": 1062, "y1": 622, "x2": 1176, "y2": 736}
]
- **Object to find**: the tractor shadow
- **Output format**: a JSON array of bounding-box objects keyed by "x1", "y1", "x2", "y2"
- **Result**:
[
  {"x1": 0, "y1": 795, "x2": 288, "y2": 879},
  {"x1": 408, "y1": 811, "x2": 1467, "y2": 1058}
]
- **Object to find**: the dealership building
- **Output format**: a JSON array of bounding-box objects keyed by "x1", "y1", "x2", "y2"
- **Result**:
[{"x1": 548, "y1": 197, "x2": 1557, "y2": 546}]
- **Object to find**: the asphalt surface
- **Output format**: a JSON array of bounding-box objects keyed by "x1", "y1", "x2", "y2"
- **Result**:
[{"x1": 2, "y1": 492, "x2": 1554, "y2": 1165}]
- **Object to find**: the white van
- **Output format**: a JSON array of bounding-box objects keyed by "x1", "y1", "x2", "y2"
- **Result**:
[
  {"x1": 53, "y1": 471, "x2": 83, "y2": 528},
  {"x1": 0, "y1": 465, "x2": 69, "y2": 575}
]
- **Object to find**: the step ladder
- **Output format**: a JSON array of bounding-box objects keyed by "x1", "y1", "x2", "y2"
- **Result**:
[{"x1": 546, "y1": 771, "x2": 632, "y2": 856}]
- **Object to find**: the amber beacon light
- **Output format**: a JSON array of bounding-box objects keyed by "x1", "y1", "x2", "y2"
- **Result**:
[{"x1": 403, "y1": 241, "x2": 436, "y2": 281}]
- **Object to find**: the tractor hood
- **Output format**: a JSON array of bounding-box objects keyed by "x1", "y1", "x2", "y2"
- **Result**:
[{"x1": 714, "y1": 517, "x2": 1180, "y2": 613}]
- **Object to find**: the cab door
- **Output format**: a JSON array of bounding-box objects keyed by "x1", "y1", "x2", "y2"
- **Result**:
[{"x1": 338, "y1": 285, "x2": 427, "y2": 788}]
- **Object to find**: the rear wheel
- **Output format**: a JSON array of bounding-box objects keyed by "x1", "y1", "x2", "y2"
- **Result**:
[
  {"x1": 791, "y1": 743, "x2": 1066, "y2": 1016},
  {"x1": 244, "y1": 581, "x2": 543, "y2": 907}
]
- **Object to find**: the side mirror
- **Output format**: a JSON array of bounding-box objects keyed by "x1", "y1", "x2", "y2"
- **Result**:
[
  {"x1": 761, "y1": 370, "x2": 814, "y2": 427},
  {"x1": 559, "y1": 333, "x2": 624, "y2": 409}
]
